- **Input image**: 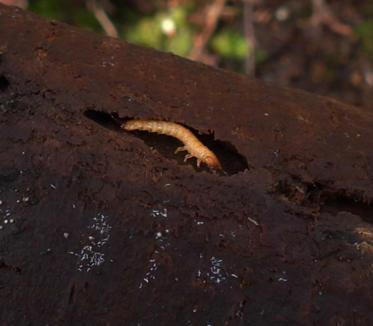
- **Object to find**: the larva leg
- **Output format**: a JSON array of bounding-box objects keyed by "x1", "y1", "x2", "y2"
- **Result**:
[
  {"x1": 184, "y1": 154, "x2": 193, "y2": 162},
  {"x1": 175, "y1": 146, "x2": 187, "y2": 154},
  {"x1": 196, "y1": 158, "x2": 201, "y2": 167}
]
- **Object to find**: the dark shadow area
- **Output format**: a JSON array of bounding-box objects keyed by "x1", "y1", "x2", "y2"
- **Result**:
[
  {"x1": 0, "y1": 169, "x2": 19, "y2": 185},
  {"x1": 184, "y1": 124, "x2": 248, "y2": 175},
  {"x1": 0, "y1": 75, "x2": 9, "y2": 91},
  {"x1": 321, "y1": 190, "x2": 373, "y2": 223},
  {"x1": 84, "y1": 110, "x2": 248, "y2": 175},
  {"x1": 322, "y1": 229, "x2": 361, "y2": 244},
  {"x1": 274, "y1": 175, "x2": 373, "y2": 223},
  {"x1": 84, "y1": 109, "x2": 122, "y2": 132}
]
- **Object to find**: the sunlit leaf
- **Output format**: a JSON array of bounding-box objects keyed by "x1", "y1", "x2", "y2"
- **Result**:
[{"x1": 210, "y1": 29, "x2": 250, "y2": 59}]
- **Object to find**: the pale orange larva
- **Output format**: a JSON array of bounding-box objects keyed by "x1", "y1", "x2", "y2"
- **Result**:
[{"x1": 122, "y1": 120, "x2": 222, "y2": 170}]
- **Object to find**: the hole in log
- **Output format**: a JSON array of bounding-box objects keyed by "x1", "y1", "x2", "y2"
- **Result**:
[{"x1": 84, "y1": 110, "x2": 248, "y2": 175}]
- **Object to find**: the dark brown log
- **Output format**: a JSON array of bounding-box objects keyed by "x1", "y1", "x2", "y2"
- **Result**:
[{"x1": 0, "y1": 4, "x2": 372, "y2": 325}]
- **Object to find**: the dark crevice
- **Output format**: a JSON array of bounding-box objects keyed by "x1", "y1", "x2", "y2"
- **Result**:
[
  {"x1": 322, "y1": 229, "x2": 361, "y2": 244},
  {"x1": 68, "y1": 283, "x2": 76, "y2": 305},
  {"x1": 0, "y1": 169, "x2": 20, "y2": 185},
  {"x1": 274, "y1": 176, "x2": 373, "y2": 223},
  {"x1": 0, "y1": 258, "x2": 22, "y2": 273},
  {"x1": 0, "y1": 75, "x2": 10, "y2": 91},
  {"x1": 321, "y1": 190, "x2": 373, "y2": 223},
  {"x1": 84, "y1": 110, "x2": 122, "y2": 132},
  {"x1": 84, "y1": 110, "x2": 248, "y2": 175}
]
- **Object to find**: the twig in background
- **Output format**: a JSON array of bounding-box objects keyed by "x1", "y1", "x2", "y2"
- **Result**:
[
  {"x1": 243, "y1": 0, "x2": 257, "y2": 76},
  {"x1": 189, "y1": 0, "x2": 226, "y2": 62},
  {"x1": 86, "y1": 0, "x2": 118, "y2": 38},
  {"x1": 310, "y1": 0, "x2": 352, "y2": 37}
]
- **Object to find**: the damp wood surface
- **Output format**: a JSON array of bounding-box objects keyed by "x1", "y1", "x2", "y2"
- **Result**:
[{"x1": 1, "y1": 4, "x2": 373, "y2": 325}]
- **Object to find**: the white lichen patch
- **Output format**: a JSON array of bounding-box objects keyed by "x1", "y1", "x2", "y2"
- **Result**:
[
  {"x1": 138, "y1": 209, "x2": 172, "y2": 289},
  {"x1": 138, "y1": 254, "x2": 159, "y2": 289},
  {"x1": 151, "y1": 208, "x2": 168, "y2": 218},
  {"x1": 69, "y1": 212, "x2": 112, "y2": 272},
  {"x1": 196, "y1": 255, "x2": 229, "y2": 285}
]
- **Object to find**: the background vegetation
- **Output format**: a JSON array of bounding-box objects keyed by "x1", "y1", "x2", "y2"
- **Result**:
[{"x1": 4, "y1": 0, "x2": 373, "y2": 109}]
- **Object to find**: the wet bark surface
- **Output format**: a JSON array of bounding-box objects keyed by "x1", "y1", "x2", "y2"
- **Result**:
[{"x1": 0, "y1": 4, "x2": 373, "y2": 325}]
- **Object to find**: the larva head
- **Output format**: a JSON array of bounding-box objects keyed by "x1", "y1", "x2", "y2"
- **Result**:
[{"x1": 204, "y1": 154, "x2": 222, "y2": 170}]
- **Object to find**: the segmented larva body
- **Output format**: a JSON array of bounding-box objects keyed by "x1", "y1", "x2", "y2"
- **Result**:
[{"x1": 122, "y1": 120, "x2": 222, "y2": 170}]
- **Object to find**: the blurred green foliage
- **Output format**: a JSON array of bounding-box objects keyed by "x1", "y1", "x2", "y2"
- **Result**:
[
  {"x1": 27, "y1": 0, "x2": 253, "y2": 72},
  {"x1": 72, "y1": 9, "x2": 103, "y2": 33},
  {"x1": 354, "y1": 20, "x2": 373, "y2": 57},
  {"x1": 24, "y1": 0, "x2": 373, "y2": 108},
  {"x1": 210, "y1": 29, "x2": 249, "y2": 59},
  {"x1": 28, "y1": 0, "x2": 103, "y2": 32},
  {"x1": 28, "y1": 0, "x2": 66, "y2": 21},
  {"x1": 27, "y1": 0, "x2": 371, "y2": 76},
  {"x1": 122, "y1": 5, "x2": 193, "y2": 57}
]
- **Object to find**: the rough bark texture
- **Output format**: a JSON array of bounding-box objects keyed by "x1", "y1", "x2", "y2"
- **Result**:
[{"x1": 1, "y1": 4, "x2": 373, "y2": 325}]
